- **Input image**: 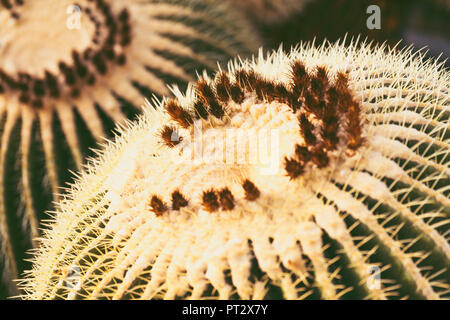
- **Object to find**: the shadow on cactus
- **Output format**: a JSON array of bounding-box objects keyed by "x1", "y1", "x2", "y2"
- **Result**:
[
  {"x1": 20, "y1": 39, "x2": 449, "y2": 300},
  {"x1": 0, "y1": 0, "x2": 259, "y2": 298}
]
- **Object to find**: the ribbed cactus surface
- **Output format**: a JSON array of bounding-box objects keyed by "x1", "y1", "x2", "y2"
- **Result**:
[
  {"x1": 0, "y1": 0, "x2": 258, "y2": 298},
  {"x1": 21, "y1": 41, "x2": 449, "y2": 300}
]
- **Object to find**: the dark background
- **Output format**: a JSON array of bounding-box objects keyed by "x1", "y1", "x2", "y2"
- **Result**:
[{"x1": 260, "y1": 0, "x2": 450, "y2": 67}]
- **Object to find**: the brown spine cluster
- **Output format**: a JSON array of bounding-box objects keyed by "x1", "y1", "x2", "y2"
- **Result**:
[
  {"x1": 335, "y1": 72, "x2": 364, "y2": 152},
  {"x1": 149, "y1": 195, "x2": 167, "y2": 216},
  {"x1": 218, "y1": 188, "x2": 235, "y2": 211},
  {"x1": 165, "y1": 100, "x2": 193, "y2": 129},
  {"x1": 284, "y1": 62, "x2": 364, "y2": 179},
  {"x1": 196, "y1": 80, "x2": 225, "y2": 119},
  {"x1": 242, "y1": 179, "x2": 260, "y2": 201},
  {"x1": 159, "y1": 125, "x2": 182, "y2": 148},
  {"x1": 171, "y1": 190, "x2": 188, "y2": 210},
  {"x1": 215, "y1": 71, "x2": 244, "y2": 104},
  {"x1": 151, "y1": 180, "x2": 262, "y2": 217},
  {"x1": 0, "y1": 0, "x2": 131, "y2": 109},
  {"x1": 149, "y1": 191, "x2": 190, "y2": 216},
  {"x1": 284, "y1": 157, "x2": 304, "y2": 180},
  {"x1": 0, "y1": 0, "x2": 23, "y2": 18},
  {"x1": 160, "y1": 59, "x2": 363, "y2": 181},
  {"x1": 202, "y1": 189, "x2": 220, "y2": 213}
]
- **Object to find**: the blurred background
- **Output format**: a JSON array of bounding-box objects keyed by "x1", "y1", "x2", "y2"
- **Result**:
[{"x1": 258, "y1": 0, "x2": 450, "y2": 67}]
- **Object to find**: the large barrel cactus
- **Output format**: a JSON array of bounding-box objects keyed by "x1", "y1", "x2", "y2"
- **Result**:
[
  {"x1": 20, "y1": 40, "x2": 449, "y2": 300},
  {"x1": 0, "y1": 0, "x2": 258, "y2": 298}
]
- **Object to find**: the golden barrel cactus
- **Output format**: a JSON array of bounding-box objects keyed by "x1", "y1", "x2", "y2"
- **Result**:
[
  {"x1": 0, "y1": 0, "x2": 259, "y2": 297},
  {"x1": 21, "y1": 40, "x2": 449, "y2": 300}
]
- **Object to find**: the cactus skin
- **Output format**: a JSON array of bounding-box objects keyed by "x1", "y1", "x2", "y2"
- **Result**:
[
  {"x1": 0, "y1": 0, "x2": 259, "y2": 298},
  {"x1": 20, "y1": 40, "x2": 449, "y2": 300}
]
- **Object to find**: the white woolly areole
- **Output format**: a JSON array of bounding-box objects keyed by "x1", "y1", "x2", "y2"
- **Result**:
[{"x1": 21, "y1": 40, "x2": 449, "y2": 300}]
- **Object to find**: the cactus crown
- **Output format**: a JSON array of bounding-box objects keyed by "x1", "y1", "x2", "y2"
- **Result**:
[
  {"x1": 0, "y1": 0, "x2": 258, "y2": 297},
  {"x1": 20, "y1": 40, "x2": 449, "y2": 300}
]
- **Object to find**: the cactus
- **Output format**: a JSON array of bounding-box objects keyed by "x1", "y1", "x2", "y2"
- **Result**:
[
  {"x1": 224, "y1": 0, "x2": 311, "y2": 23},
  {"x1": 0, "y1": 0, "x2": 259, "y2": 297},
  {"x1": 20, "y1": 40, "x2": 449, "y2": 300}
]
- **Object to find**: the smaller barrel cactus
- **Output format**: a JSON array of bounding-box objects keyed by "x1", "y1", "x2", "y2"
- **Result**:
[
  {"x1": 20, "y1": 40, "x2": 449, "y2": 300},
  {"x1": 0, "y1": 0, "x2": 259, "y2": 297}
]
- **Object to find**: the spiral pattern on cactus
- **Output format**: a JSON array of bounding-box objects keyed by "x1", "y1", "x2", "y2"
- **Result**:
[
  {"x1": 0, "y1": 0, "x2": 258, "y2": 297},
  {"x1": 20, "y1": 40, "x2": 449, "y2": 300}
]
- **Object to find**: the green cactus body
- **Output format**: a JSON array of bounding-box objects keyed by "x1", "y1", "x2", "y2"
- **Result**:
[
  {"x1": 21, "y1": 41, "x2": 449, "y2": 300},
  {"x1": 0, "y1": 0, "x2": 258, "y2": 298}
]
